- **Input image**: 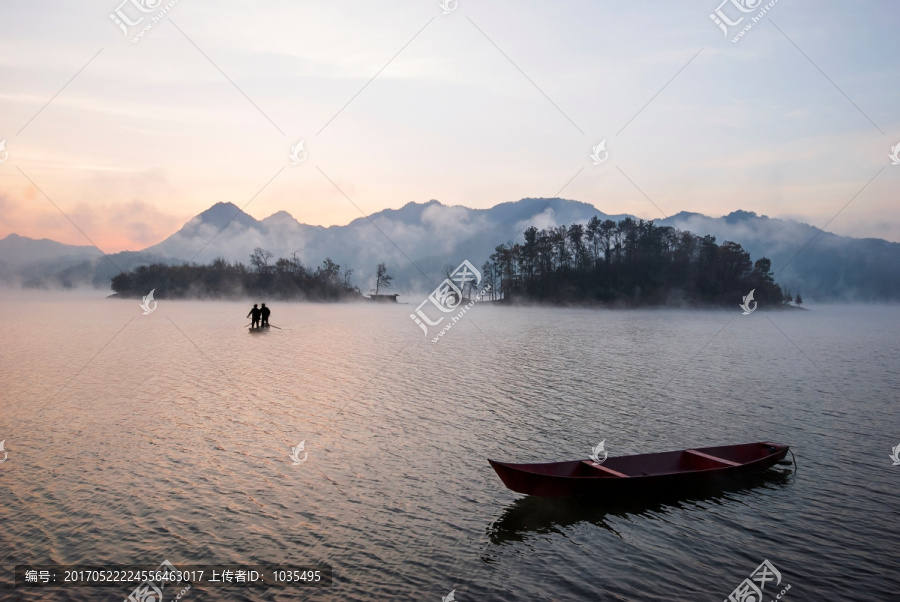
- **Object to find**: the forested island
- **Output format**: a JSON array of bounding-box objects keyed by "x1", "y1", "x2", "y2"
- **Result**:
[
  {"x1": 111, "y1": 250, "x2": 359, "y2": 301},
  {"x1": 479, "y1": 217, "x2": 788, "y2": 307},
  {"x1": 111, "y1": 217, "x2": 794, "y2": 307}
]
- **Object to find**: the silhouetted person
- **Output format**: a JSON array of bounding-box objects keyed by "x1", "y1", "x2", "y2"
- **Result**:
[
  {"x1": 261, "y1": 303, "x2": 271, "y2": 328},
  {"x1": 247, "y1": 304, "x2": 261, "y2": 329}
]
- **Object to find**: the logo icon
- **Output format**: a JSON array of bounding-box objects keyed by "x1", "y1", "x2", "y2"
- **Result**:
[
  {"x1": 289, "y1": 140, "x2": 307, "y2": 165},
  {"x1": 442, "y1": 590, "x2": 456, "y2": 602},
  {"x1": 590, "y1": 139, "x2": 608, "y2": 165},
  {"x1": 140, "y1": 289, "x2": 157, "y2": 315},
  {"x1": 589, "y1": 440, "x2": 607, "y2": 465},
  {"x1": 290, "y1": 441, "x2": 308, "y2": 465},
  {"x1": 439, "y1": 0, "x2": 458, "y2": 14},
  {"x1": 127, "y1": 581, "x2": 162, "y2": 602},
  {"x1": 739, "y1": 289, "x2": 757, "y2": 315},
  {"x1": 890, "y1": 143, "x2": 900, "y2": 166},
  {"x1": 890, "y1": 443, "x2": 900, "y2": 466},
  {"x1": 0, "y1": 440, "x2": 7, "y2": 464}
]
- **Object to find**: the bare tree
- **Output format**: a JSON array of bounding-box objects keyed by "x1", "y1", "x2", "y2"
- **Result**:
[
  {"x1": 289, "y1": 250, "x2": 304, "y2": 276},
  {"x1": 481, "y1": 261, "x2": 495, "y2": 301},
  {"x1": 374, "y1": 263, "x2": 393, "y2": 294},
  {"x1": 250, "y1": 247, "x2": 273, "y2": 274}
]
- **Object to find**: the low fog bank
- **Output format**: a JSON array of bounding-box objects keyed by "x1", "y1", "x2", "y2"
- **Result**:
[{"x1": 7, "y1": 287, "x2": 900, "y2": 316}]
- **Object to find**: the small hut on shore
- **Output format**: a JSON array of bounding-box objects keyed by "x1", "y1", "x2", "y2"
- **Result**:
[{"x1": 364, "y1": 293, "x2": 399, "y2": 303}]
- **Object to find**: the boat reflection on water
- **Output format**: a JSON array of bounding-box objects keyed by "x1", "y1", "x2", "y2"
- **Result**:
[{"x1": 486, "y1": 467, "x2": 794, "y2": 546}]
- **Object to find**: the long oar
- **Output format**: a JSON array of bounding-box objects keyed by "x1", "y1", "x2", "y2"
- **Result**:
[
  {"x1": 244, "y1": 323, "x2": 252, "y2": 327},
  {"x1": 268, "y1": 324, "x2": 283, "y2": 330}
]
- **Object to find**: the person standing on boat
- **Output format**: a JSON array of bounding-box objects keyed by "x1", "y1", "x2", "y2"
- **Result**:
[
  {"x1": 247, "y1": 304, "x2": 261, "y2": 329},
  {"x1": 260, "y1": 303, "x2": 271, "y2": 328}
]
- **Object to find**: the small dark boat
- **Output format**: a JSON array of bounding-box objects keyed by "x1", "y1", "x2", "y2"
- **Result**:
[{"x1": 489, "y1": 442, "x2": 790, "y2": 499}]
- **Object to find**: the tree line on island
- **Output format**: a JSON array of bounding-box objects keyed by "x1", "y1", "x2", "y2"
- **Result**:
[
  {"x1": 111, "y1": 217, "x2": 799, "y2": 307},
  {"x1": 111, "y1": 249, "x2": 359, "y2": 301},
  {"x1": 478, "y1": 217, "x2": 794, "y2": 307}
]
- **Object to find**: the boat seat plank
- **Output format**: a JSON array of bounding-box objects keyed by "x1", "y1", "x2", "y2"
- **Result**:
[
  {"x1": 685, "y1": 449, "x2": 741, "y2": 467},
  {"x1": 580, "y1": 460, "x2": 629, "y2": 478}
]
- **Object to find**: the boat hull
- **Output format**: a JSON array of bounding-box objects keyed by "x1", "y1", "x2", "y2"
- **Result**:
[{"x1": 489, "y1": 442, "x2": 789, "y2": 499}]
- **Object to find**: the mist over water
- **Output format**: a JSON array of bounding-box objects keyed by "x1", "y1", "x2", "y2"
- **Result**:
[{"x1": 1, "y1": 294, "x2": 898, "y2": 600}]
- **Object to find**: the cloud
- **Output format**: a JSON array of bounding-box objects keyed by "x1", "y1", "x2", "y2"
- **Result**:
[
  {"x1": 0, "y1": 191, "x2": 184, "y2": 252},
  {"x1": 515, "y1": 207, "x2": 559, "y2": 234}
]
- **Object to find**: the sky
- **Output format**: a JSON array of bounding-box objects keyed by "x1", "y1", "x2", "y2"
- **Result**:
[{"x1": 0, "y1": 0, "x2": 898, "y2": 252}]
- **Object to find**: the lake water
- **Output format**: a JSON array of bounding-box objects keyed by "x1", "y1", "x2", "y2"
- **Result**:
[{"x1": 1, "y1": 293, "x2": 898, "y2": 600}]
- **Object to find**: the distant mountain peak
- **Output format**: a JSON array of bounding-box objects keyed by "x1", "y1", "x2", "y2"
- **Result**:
[
  {"x1": 199, "y1": 201, "x2": 239, "y2": 213},
  {"x1": 1, "y1": 232, "x2": 95, "y2": 247},
  {"x1": 395, "y1": 199, "x2": 446, "y2": 212},
  {"x1": 197, "y1": 201, "x2": 241, "y2": 221},
  {"x1": 667, "y1": 210, "x2": 704, "y2": 220},
  {"x1": 191, "y1": 202, "x2": 259, "y2": 231},
  {"x1": 0, "y1": 231, "x2": 102, "y2": 267},
  {"x1": 724, "y1": 209, "x2": 761, "y2": 223},
  {"x1": 263, "y1": 210, "x2": 298, "y2": 223}
]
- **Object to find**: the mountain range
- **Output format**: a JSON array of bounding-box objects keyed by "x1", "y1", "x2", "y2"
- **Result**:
[{"x1": 3, "y1": 198, "x2": 899, "y2": 301}]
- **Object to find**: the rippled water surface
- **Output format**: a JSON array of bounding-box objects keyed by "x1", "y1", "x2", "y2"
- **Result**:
[{"x1": 1, "y1": 293, "x2": 899, "y2": 600}]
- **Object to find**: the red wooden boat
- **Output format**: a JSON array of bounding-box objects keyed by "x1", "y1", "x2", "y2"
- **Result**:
[{"x1": 489, "y1": 442, "x2": 790, "y2": 499}]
